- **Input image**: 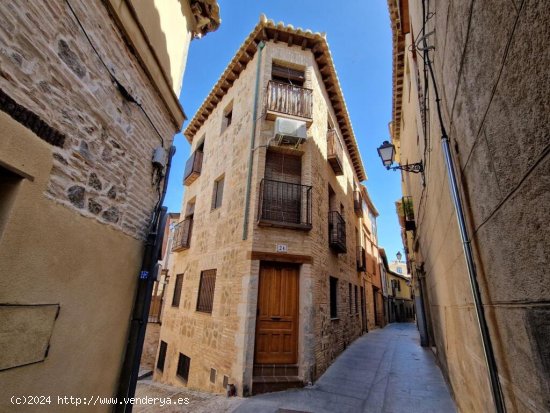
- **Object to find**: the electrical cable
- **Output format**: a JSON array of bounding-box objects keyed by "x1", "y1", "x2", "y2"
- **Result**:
[{"x1": 64, "y1": 0, "x2": 165, "y2": 147}]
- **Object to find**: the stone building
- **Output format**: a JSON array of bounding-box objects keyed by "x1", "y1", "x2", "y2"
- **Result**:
[
  {"x1": 360, "y1": 185, "x2": 385, "y2": 330},
  {"x1": 388, "y1": 0, "x2": 549, "y2": 412},
  {"x1": 0, "y1": 0, "x2": 218, "y2": 410},
  {"x1": 156, "y1": 15, "x2": 378, "y2": 396},
  {"x1": 380, "y1": 250, "x2": 414, "y2": 323}
]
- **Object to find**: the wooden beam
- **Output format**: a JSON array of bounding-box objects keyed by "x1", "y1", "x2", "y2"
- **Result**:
[
  {"x1": 301, "y1": 38, "x2": 308, "y2": 50},
  {"x1": 273, "y1": 31, "x2": 279, "y2": 43},
  {"x1": 287, "y1": 34, "x2": 293, "y2": 47},
  {"x1": 249, "y1": 251, "x2": 313, "y2": 264}
]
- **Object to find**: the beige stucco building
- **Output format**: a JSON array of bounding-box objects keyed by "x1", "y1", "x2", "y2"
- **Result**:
[
  {"x1": 156, "y1": 16, "x2": 381, "y2": 396},
  {"x1": 388, "y1": 0, "x2": 549, "y2": 411},
  {"x1": 0, "y1": 1, "x2": 218, "y2": 411}
]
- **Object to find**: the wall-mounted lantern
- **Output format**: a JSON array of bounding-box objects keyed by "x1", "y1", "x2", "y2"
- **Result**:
[{"x1": 377, "y1": 141, "x2": 424, "y2": 174}]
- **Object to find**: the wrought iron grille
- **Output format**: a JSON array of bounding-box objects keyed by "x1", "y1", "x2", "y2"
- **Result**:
[
  {"x1": 329, "y1": 211, "x2": 347, "y2": 253},
  {"x1": 258, "y1": 179, "x2": 312, "y2": 230},
  {"x1": 196, "y1": 269, "x2": 216, "y2": 313},
  {"x1": 172, "y1": 218, "x2": 193, "y2": 251}
]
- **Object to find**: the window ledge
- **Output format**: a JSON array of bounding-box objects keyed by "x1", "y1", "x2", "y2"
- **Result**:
[{"x1": 330, "y1": 317, "x2": 340, "y2": 321}]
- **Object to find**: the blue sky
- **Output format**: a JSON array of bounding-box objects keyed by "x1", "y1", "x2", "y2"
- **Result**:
[{"x1": 164, "y1": 0, "x2": 404, "y2": 260}]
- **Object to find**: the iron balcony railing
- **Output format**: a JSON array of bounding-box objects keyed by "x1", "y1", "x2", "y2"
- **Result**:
[
  {"x1": 266, "y1": 80, "x2": 313, "y2": 119},
  {"x1": 172, "y1": 218, "x2": 193, "y2": 251},
  {"x1": 357, "y1": 246, "x2": 366, "y2": 271},
  {"x1": 402, "y1": 196, "x2": 416, "y2": 231},
  {"x1": 353, "y1": 190, "x2": 362, "y2": 216},
  {"x1": 327, "y1": 129, "x2": 344, "y2": 175},
  {"x1": 328, "y1": 211, "x2": 347, "y2": 253},
  {"x1": 183, "y1": 150, "x2": 203, "y2": 186},
  {"x1": 258, "y1": 179, "x2": 312, "y2": 230}
]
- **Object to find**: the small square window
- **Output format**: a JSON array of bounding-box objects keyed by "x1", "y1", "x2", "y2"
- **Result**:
[{"x1": 177, "y1": 353, "x2": 191, "y2": 381}]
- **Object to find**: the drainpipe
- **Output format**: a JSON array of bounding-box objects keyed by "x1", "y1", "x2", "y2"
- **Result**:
[
  {"x1": 242, "y1": 41, "x2": 265, "y2": 240},
  {"x1": 115, "y1": 145, "x2": 176, "y2": 412}
]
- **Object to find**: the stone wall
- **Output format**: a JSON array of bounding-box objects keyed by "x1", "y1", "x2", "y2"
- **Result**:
[
  {"x1": 0, "y1": 0, "x2": 176, "y2": 240},
  {"x1": 0, "y1": 1, "x2": 186, "y2": 410},
  {"x1": 396, "y1": 0, "x2": 550, "y2": 411}
]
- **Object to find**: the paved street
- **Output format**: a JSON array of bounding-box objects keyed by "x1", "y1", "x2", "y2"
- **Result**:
[
  {"x1": 136, "y1": 323, "x2": 455, "y2": 413},
  {"x1": 235, "y1": 323, "x2": 456, "y2": 413}
]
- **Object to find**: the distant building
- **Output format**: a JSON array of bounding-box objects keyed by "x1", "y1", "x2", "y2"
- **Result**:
[
  {"x1": 380, "y1": 249, "x2": 414, "y2": 323},
  {"x1": 0, "y1": 0, "x2": 219, "y2": 408},
  {"x1": 155, "y1": 15, "x2": 379, "y2": 396}
]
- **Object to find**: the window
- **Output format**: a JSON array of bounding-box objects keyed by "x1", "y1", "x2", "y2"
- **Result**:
[
  {"x1": 211, "y1": 175, "x2": 224, "y2": 210},
  {"x1": 172, "y1": 274, "x2": 183, "y2": 307},
  {"x1": 210, "y1": 368, "x2": 217, "y2": 384},
  {"x1": 197, "y1": 269, "x2": 217, "y2": 313},
  {"x1": 177, "y1": 353, "x2": 191, "y2": 381},
  {"x1": 222, "y1": 102, "x2": 233, "y2": 133},
  {"x1": 0, "y1": 165, "x2": 23, "y2": 238},
  {"x1": 348, "y1": 283, "x2": 352, "y2": 314},
  {"x1": 354, "y1": 285, "x2": 358, "y2": 314},
  {"x1": 157, "y1": 341, "x2": 167, "y2": 371},
  {"x1": 330, "y1": 276, "x2": 338, "y2": 319},
  {"x1": 396, "y1": 267, "x2": 403, "y2": 274},
  {"x1": 272, "y1": 63, "x2": 305, "y2": 86}
]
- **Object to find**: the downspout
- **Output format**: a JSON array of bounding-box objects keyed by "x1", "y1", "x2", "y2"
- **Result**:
[
  {"x1": 115, "y1": 145, "x2": 176, "y2": 412},
  {"x1": 242, "y1": 41, "x2": 265, "y2": 240}
]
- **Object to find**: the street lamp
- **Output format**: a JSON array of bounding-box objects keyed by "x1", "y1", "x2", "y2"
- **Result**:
[
  {"x1": 396, "y1": 251, "x2": 402, "y2": 262},
  {"x1": 377, "y1": 141, "x2": 424, "y2": 174}
]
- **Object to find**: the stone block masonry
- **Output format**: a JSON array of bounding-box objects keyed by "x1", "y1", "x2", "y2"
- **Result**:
[{"x1": 0, "y1": 0, "x2": 176, "y2": 240}]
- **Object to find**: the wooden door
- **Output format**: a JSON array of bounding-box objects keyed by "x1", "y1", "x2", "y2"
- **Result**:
[{"x1": 255, "y1": 263, "x2": 299, "y2": 364}]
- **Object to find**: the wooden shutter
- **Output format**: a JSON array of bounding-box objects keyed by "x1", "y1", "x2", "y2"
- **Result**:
[
  {"x1": 197, "y1": 269, "x2": 216, "y2": 313},
  {"x1": 272, "y1": 64, "x2": 305, "y2": 84},
  {"x1": 265, "y1": 151, "x2": 301, "y2": 183}
]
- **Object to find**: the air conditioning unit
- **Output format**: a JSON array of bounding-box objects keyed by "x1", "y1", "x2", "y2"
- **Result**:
[{"x1": 274, "y1": 117, "x2": 307, "y2": 148}]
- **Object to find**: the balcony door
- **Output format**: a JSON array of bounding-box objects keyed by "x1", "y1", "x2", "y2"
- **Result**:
[
  {"x1": 263, "y1": 151, "x2": 302, "y2": 224},
  {"x1": 255, "y1": 263, "x2": 299, "y2": 364}
]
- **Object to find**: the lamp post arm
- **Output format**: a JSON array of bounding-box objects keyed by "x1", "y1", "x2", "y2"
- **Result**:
[{"x1": 388, "y1": 161, "x2": 424, "y2": 174}]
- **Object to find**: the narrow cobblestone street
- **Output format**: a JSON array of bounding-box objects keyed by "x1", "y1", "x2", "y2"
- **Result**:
[{"x1": 136, "y1": 323, "x2": 455, "y2": 412}]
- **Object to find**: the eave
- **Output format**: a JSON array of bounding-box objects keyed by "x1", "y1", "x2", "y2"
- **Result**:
[{"x1": 184, "y1": 14, "x2": 367, "y2": 182}]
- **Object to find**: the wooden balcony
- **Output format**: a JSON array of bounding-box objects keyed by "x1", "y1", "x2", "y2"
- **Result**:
[
  {"x1": 357, "y1": 246, "x2": 366, "y2": 271},
  {"x1": 328, "y1": 211, "x2": 346, "y2": 253},
  {"x1": 327, "y1": 129, "x2": 344, "y2": 175},
  {"x1": 353, "y1": 190, "x2": 362, "y2": 216},
  {"x1": 266, "y1": 80, "x2": 313, "y2": 122},
  {"x1": 258, "y1": 179, "x2": 312, "y2": 230},
  {"x1": 183, "y1": 150, "x2": 203, "y2": 186},
  {"x1": 172, "y1": 218, "x2": 193, "y2": 251}
]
